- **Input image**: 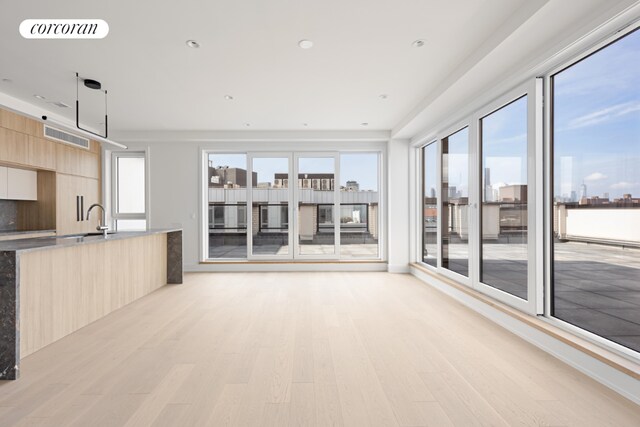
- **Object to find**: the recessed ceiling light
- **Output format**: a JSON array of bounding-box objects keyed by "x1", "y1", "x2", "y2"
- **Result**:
[
  {"x1": 361, "y1": 122, "x2": 369, "y2": 126},
  {"x1": 379, "y1": 94, "x2": 388, "y2": 99},
  {"x1": 411, "y1": 39, "x2": 426, "y2": 48},
  {"x1": 303, "y1": 123, "x2": 308, "y2": 127},
  {"x1": 298, "y1": 39, "x2": 313, "y2": 49},
  {"x1": 224, "y1": 95, "x2": 234, "y2": 100},
  {"x1": 186, "y1": 40, "x2": 200, "y2": 48},
  {"x1": 33, "y1": 94, "x2": 46, "y2": 100},
  {"x1": 244, "y1": 123, "x2": 251, "y2": 127}
]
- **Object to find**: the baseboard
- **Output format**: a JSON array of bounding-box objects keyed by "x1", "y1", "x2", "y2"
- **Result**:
[
  {"x1": 387, "y1": 264, "x2": 410, "y2": 273},
  {"x1": 410, "y1": 265, "x2": 640, "y2": 405},
  {"x1": 185, "y1": 262, "x2": 388, "y2": 272}
]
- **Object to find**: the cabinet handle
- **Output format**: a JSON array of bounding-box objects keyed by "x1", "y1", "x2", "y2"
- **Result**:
[
  {"x1": 80, "y1": 196, "x2": 84, "y2": 221},
  {"x1": 76, "y1": 196, "x2": 80, "y2": 222}
]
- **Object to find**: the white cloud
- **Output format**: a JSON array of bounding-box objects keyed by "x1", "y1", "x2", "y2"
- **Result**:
[
  {"x1": 584, "y1": 172, "x2": 607, "y2": 182},
  {"x1": 610, "y1": 181, "x2": 638, "y2": 190},
  {"x1": 566, "y1": 101, "x2": 640, "y2": 130}
]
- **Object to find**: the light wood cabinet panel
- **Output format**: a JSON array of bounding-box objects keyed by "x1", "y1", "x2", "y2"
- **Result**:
[
  {"x1": 0, "y1": 127, "x2": 29, "y2": 165},
  {"x1": 7, "y1": 168, "x2": 37, "y2": 200},
  {"x1": 28, "y1": 136, "x2": 56, "y2": 170},
  {"x1": 56, "y1": 173, "x2": 100, "y2": 235},
  {"x1": 19, "y1": 233, "x2": 168, "y2": 357},
  {"x1": 55, "y1": 144, "x2": 99, "y2": 179},
  {"x1": 0, "y1": 109, "x2": 41, "y2": 137},
  {"x1": 55, "y1": 143, "x2": 81, "y2": 176},
  {"x1": 16, "y1": 170, "x2": 56, "y2": 231},
  {"x1": 0, "y1": 107, "x2": 99, "y2": 177}
]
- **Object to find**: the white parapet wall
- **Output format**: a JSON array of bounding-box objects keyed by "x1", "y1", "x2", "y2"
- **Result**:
[{"x1": 561, "y1": 208, "x2": 640, "y2": 246}]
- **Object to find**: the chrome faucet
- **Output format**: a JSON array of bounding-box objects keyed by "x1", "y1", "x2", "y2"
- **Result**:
[{"x1": 87, "y1": 203, "x2": 109, "y2": 237}]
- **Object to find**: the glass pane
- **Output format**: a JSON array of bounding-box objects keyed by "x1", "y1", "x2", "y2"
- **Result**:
[
  {"x1": 116, "y1": 157, "x2": 145, "y2": 214},
  {"x1": 422, "y1": 143, "x2": 438, "y2": 267},
  {"x1": 480, "y1": 96, "x2": 528, "y2": 299},
  {"x1": 441, "y1": 127, "x2": 469, "y2": 276},
  {"x1": 340, "y1": 153, "x2": 379, "y2": 258},
  {"x1": 208, "y1": 153, "x2": 248, "y2": 259},
  {"x1": 552, "y1": 29, "x2": 640, "y2": 352},
  {"x1": 298, "y1": 157, "x2": 335, "y2": 255},
  {"x1": 115, "y1": 219, "x2": 147, "y2": 231},
  {"x1": 252, "y1": 157, "x2": 289, "y2": 256}
]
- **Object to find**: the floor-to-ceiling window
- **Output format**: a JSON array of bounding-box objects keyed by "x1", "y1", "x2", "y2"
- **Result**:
[
  {"x1": 422, "y1": 142, "x2": 438, "y2": 267},
  {"x1": 339, "y1": 153, "x2": 380, "y2": 258},
  {"x1": 204, "y1": 150, "x2": 382, "y2": 261},
  {"x1": 480, "y1": 96, "x2": 529, "y2": 299},
  {"x1": 250, "y1": 156, "x2": 291, "y2": 257},
  {"x1": 296, "y1": 155, "x2": 337, "y2": 257},
  {"x1": 551, "y1": 28, "x2": 640, "y2": 353},
  {"x1": 207, "y1": 153, "x2": 248, "y2": 259},
  {"x1": 441, "y1": 127, "x2": 470, "y2": 277},
  {"x1": 415, "y1": 21, "x2": 638, "y2": 357}
]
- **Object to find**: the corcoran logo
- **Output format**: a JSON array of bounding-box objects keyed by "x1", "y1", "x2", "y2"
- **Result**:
[{"x1": 19, "y1": 19, "x2": 109, "y2": 39}]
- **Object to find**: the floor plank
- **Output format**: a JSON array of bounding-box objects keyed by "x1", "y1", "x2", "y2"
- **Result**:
[{"x1": 0, "y1": 272, "x2": 637, "y2": 426}]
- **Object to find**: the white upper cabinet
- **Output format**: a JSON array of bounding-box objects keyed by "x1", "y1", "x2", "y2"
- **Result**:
[
  {"x1": 3, "y1": 167, "x2": 38, "y2": 201},
  {"x1": 0, "y1": 167, "x2": 7, "y2": 199}
]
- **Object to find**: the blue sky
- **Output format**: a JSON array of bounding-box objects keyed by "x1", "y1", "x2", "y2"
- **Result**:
[
  {"x1": 554, "y1": 28, "x2": 640, "y2": 200},
  {"x1": 481, "y1": 96, "x2": 527, "y2": 194},
  {"x1": 209, "y1": 153, "x2": 379, "y2": 191}
]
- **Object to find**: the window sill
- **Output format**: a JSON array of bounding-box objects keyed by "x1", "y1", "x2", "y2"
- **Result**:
[
  {"x1": 410, "y1": 262, "x2": 640, "y2": 381},
  {"x1": 201, "y1": 260, "x2": 386, "y2": 264}
]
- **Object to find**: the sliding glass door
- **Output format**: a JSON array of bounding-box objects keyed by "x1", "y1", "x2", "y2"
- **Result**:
[
  {"x1": 550, "y1": 28, "x2": 640, "y2": 353},
  {"x1": 419, "y1": 80, "x2": 540, "y2": 314},
  {"x1": 479, "y1": 96, "x2": 529, "y2": 300},
  {"x1": 441, "y1": 127, "x2": 470, "y2": 278},
  {"x1": 248, "y1": 154, "x2": 293, "y2": 260},
  {"x1": 207, "y1": 150, "x2": 379, "y2": 261},
  {"x1": 294, "y1": 153, "x2": 339, "y2": 259},
  {"x1": 207, "y1": 153, "x2": 248, "y2": 259},
  {"x1": 422, "y1": 142, "x2": 438, "y2": 267}
]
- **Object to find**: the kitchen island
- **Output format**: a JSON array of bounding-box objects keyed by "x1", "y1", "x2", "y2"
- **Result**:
[{"x1": 0, "y1": 229, "x2": 182, "y2": 379}]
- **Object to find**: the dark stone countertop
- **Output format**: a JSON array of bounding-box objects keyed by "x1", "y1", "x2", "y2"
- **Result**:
[{"x1": 0, "y1": 229, "x2": 182, "y2": 254}]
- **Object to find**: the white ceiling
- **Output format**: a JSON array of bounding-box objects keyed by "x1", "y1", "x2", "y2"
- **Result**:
[{"x1": 0, "y1": 0, "x2": 634, "y2": 138}]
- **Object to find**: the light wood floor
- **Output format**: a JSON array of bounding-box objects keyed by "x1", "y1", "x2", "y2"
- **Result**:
[{"x1": 1, "y1": 272, "x2": 639, "y2": 426}]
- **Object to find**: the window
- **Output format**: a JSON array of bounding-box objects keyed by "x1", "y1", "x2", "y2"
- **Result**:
[
  {"x1": 551, "y1": 29, "x2": 640, "y2": 352},
  {"x1": 204, "y1": 150, "x2": 383, "y2": 261},
  {"x1": 422, "y1": 142, "x2": 438, "y2": 267},
  {"x1": 207, "y1": 153, "x2": 248, "y2": 259},
  {"x1": 340, "y1": 153, "x2": 379, "y2": 258},
  {"x1": 112, "y1": 151, "x2": 147, "y2": 231},
  {"x1": 441, "y1": 127, "x2": 470, "y2": 277},
  {"x1": 480, "y1": 96, "x2": 529, "y2": 299}
]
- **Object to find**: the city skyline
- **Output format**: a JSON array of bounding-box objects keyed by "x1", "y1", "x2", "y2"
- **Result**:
[
  {"x1": 208, "y1": 153, "x2": 379, "y2": 191},
  {"x1": 554, "y1": 28, "x2": 640, "y2": 200}
]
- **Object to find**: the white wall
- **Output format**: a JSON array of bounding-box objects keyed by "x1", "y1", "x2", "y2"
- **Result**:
[
  {"x1": 564, "y1": 209, "x2": 640, "y2": 245},
  {"x1": 387, "y1": 139, "x2": 410, "y2": 273},
  {"x1": 122, "y1": 137, "x2": 392, "y2": 271}
]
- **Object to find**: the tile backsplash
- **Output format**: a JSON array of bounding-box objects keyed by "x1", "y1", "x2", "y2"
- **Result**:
[{"x1": 0, "y1": 200, "x2": 18, "y2": 231}]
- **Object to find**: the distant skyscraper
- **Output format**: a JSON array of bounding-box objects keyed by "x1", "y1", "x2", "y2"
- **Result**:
[
  {"x1": 570, "y1": 191, "x2": 578, "y2": 202},
  {"x1": 580, "y1": 182, "x2": 587, "y2": 199},
  {"x1": 429, "y1": 187, "x2": 436, "y2": 198},
  {"x1": 484, "y1": 168, "x2": 493, "y2": 202}
]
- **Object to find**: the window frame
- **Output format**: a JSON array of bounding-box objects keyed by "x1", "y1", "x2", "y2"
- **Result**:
[
  {"x1": 543, "y1": 24, "x2": 640, "y2": 360},
  {"x1": 110, "y1": 150, "x2": 148, "y2": 229},
  {"x1": 473, "y1": 80, "x2": 541, "y2": 315},
  {"x1": 200, "y1": 147, "x2": 385, "y2": 263}
]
